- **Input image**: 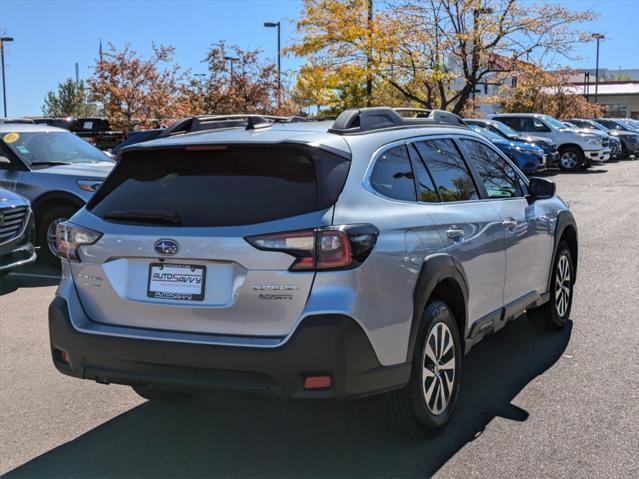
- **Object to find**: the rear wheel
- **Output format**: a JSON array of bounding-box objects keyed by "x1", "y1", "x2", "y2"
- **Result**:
[
  {"x1": 527, "y1": 242, "x2": 574, "y2": 329},
  {"x1": 559, "y1": 146, "x2": 584, "y2": 171},
  {"x1": 132, "y1": 385, "x2": 193, "y2": 403},
  {"x1": 36, "y1": 203, "x2": 78, "y2": 267},
  {"x1": 382, "y1": 300, "x2": 462, "y2": 437}
]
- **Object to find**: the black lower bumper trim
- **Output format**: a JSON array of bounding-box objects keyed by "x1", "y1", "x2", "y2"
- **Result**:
[{"x1": 48, "y1": 297, "x2": 410, "y2": 399}]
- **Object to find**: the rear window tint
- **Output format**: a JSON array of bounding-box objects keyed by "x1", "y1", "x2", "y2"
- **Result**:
[{"x1": 89, "y1": 145, "x2": 350, "y2": 227}]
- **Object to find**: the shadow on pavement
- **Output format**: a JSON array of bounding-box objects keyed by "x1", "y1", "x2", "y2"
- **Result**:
[
  {"x1": 5, "y1": 317, "x2": 572, "y2": 479},
  {"x1": 0, "y1": 256, "x2": 60, "y2": 296}
]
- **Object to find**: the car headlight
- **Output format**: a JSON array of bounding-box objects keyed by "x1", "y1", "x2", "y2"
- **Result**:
[
  {"x1": 76, "y1": 179, "x2": 103, "y2": 192},
  {"x1": 584, "y1": 136, "x2": 601, "y2": 146}
]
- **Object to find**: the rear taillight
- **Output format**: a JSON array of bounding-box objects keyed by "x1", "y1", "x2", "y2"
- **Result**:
[
  {"x1": 56, "y1": 222, "x2": 102, "y2": 261},
  {"x1": 246, "y1": 224, "x2": 378, "y2": 272}
]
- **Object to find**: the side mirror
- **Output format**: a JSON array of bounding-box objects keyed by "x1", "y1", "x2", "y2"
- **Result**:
[
  {"x1": 0, "y1": 155, "x2": 11, "y2": 165},
  {"x1": 528, "y1": 177, "x2": 556, "y2": 200}
]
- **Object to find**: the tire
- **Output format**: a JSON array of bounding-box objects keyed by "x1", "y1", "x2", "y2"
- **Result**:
[
  {"x1": 527, "y1": 242, "x2": 574, "y2": 330},
  {"x1": 382, "y1": 300, "x2": 462, "y2": 437},
  {"x1": 132, "y1": 385, "x2": 193, "y2": 403},
  {"x1": 36, "y1": 203, "x2": 79, "y2": 267},
  {"x1": 558, "y1": 146, "x2": 584, "y2": 171}
]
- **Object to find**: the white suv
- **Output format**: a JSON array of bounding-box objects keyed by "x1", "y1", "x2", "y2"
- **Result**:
[{"x1": 490, "y1": 113, "x2": 610, "y2": 171}]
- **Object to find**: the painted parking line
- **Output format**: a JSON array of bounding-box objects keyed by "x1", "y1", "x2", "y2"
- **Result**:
[{"x1": 9, "y1": 272, "x2": 61, "y2": 280}]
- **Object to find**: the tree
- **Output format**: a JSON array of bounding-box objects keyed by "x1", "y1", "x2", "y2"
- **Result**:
[
  {"x1": 41, "y1": 79, "x2": 97, "y2": 117},
  {"x1": 199, "y1": 42, "x2": 288, "y2": 115},
  {"x1": 89, "y1": 43, "x2": 190, "y2": 131},
  {"x1": 494, "y1": 66, "x2": 604, "y2": 118},
  {"x1": 291, "y1": 63, "x2": 336, "y2": 113},
  {"x1": 290, "y1": 0, "x2": 596, "y2": 114}
]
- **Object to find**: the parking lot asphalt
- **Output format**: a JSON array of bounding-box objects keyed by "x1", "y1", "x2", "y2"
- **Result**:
[{"x1": 1, "y1": 160, "x2": 638, "y2": 479}]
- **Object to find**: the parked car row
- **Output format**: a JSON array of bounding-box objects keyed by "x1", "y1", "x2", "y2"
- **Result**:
[{"x1": 464, "y1": 114, "x2": 639, "y2": 172}]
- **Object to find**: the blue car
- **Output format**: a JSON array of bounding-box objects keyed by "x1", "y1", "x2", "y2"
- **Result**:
[{"x1": 467, "y1": 124, "x2": 545, "y2": 175}]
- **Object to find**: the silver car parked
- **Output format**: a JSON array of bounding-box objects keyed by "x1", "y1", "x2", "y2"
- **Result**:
[{"x1": 49, "y1": 108, "x2": 578, "y2": 435}]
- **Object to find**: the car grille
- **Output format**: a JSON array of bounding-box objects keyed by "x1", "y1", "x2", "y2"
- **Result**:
[{"x1": 0, "y1": 206, "x2": 28, "y2": 244}]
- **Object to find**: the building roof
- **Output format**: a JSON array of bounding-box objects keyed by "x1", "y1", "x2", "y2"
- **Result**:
[{"x1": 557, "y1": 82, "x2": 639, "y2": 96}]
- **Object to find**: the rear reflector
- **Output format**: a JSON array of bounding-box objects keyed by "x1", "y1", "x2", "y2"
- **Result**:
[
  {"x1": 304, "y1": 375, "x2": 332, "y2": 390},
  {"x1": 53, "y1": 348, "x2": 70, "y2": 365}
]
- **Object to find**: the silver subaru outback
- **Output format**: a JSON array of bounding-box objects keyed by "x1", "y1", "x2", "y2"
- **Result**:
[{"x1": 49, "y1": 108, "x2": 578, "y2": 435}]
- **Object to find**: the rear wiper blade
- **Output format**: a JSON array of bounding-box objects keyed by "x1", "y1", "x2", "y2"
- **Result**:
[
  {"x1": 103, "y1": 210, "x2": 182, "y2": 225},
  {"x1": 31, "y1": 161, "x2": 72, "y2": 166}
]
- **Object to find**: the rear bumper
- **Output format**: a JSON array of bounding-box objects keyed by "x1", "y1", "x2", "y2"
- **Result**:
[{"x1": 48, "y1": 296, "x2": 410, "y2": 399}]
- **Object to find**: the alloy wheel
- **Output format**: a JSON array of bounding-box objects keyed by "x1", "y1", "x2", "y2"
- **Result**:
[
  {"x1": 46, "y1": 218, "x2": 67, "y2": 258},
  {"x1": 555, "y1": 254, "x2": 572, "y2": 317},
  {"x1": 422, "y1": 322, "x2": 456, "y2": 415},
  {"x1": 560, "y1": 152, "x2": 579, "y2": 169}
]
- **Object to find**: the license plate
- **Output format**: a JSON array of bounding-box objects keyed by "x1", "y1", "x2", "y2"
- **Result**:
[{"x1": 147, "y1": 263, "x2": 206, "y2": 301}]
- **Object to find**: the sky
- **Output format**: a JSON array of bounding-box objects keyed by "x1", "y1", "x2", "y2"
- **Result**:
[{"x1": 1, "y1": 0, "x2": 638, "y2": 117}]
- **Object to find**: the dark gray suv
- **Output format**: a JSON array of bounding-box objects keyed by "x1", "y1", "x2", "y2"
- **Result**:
[{"x1": 0, "y1": 123, "x2": 114, "y2": 265}]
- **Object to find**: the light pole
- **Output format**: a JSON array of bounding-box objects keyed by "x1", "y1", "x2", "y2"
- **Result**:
[
  {"x1": 592, "y1": 33, "x2": 604, "y2": 104},
  {"x1": 263, "y1": 21, "x2": 281, "y2": 108},
  {"x1": 1, "y1": 37, "x2": 14, "y2": 117},
  {"x1": 223, "y1": 56, "x2": 238, "y2": 85}
]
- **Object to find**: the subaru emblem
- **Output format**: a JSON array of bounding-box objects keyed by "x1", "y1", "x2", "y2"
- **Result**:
[{"x1": 154, "y1": 239, "x2": 180, "y2": 256}]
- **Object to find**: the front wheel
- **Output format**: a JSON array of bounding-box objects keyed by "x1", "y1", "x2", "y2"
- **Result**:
[
  {"x1": 559, "y1": 147, "x2": 584, "y2": 171},
  {"x1": 36, "y1": 204, "x2": 78, "y2": 267},
  {"x1": 527, "y1": 242, "x2": 574, "y2": 329},
  {"x1": 382, "y1": 300, "x2": 462, "y2": 437}
]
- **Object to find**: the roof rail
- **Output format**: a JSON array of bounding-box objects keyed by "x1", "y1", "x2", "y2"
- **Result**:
[
  {"x1": 158, "y1": 114, "x2": 308, "y2": 138},
  {"x1": 328, "y1": 107, "x2": 467, "y2": 135}
]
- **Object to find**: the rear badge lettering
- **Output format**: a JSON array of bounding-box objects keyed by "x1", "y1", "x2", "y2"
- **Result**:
[{"x1": 252, "y1": 285, "x2": 298, "y2": 300}]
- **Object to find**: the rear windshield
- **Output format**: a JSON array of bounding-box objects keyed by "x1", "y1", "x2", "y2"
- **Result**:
[{"x1": 89, "y1": 145, "x2": 350, "y2": 227}]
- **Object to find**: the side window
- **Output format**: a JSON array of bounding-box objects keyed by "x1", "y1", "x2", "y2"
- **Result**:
[
  {"x1": 532, "y1": 118, "x2": 550, "y2": 132},
  {"x1": 0, "y1": 144, "x2": 17, "y2": 170},
  {"x1": 459, "y1": 139, "x2": 523, "y2": 199},
  {"x1": 369, "y1": 144, "x2": 416, "y2": 201},
  {"x1": 408, "y1": 144, "x2": 439, "y2": 202},
  {"x1": 414, "y1": 139, "x2": 479, "y2": 202},
  {"x1": 497, "y1": 117, "x2": 521, "y2": 131}
]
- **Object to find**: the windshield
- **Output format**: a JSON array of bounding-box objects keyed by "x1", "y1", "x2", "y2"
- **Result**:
[
  {"x1": 586, "y1": 121, "x2": 607, "y2": 131},
  {"x1": 468, "y1": 125, "x2": 503, "y2": 142},
  {"x1": 2, "y1": 131, "x2": 112, "y2": 166},
  {"x1": 597, "y1": 119, "x2": 624, "y2": 130},
  {"x1": 543, "y1": 116, "x2": 566, "y2": 129},
  {"x1": 489, "y1": 121, "x2": 519, "y2": 139}
]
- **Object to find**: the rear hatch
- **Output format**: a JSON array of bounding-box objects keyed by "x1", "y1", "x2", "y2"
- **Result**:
[{"x1": 70, "y1": 142, "x2": 350, "y2": 337}]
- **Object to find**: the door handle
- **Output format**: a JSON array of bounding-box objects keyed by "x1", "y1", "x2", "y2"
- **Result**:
[
  {"x1": 503, "y1": 218, "x2": 517, "y2": 230},
  {"x1": 447, "y1": 227, "x2": 465, "y2": 240}
]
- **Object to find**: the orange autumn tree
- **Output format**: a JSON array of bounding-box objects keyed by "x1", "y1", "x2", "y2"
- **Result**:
[
  {"x1": 89, "y1": 43, "x2": 192, "y2": 131},
  {"x1": 290, "y1": 0, "x2": 596, "y2": 114}
]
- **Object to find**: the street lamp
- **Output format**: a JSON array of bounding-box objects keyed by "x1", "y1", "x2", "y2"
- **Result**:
[
  {"x1": 592, "y1": 33, "x2": 605, "y2": 104},
  {"x1": 263, "y1": 21, "x2": 281, "y2": 108},
  {"x1": 223, "y1": 56, "x2": 239, "y2": 84},
  {"x1": 1, "y1": 37, "x2": 14, "y2": 117}
]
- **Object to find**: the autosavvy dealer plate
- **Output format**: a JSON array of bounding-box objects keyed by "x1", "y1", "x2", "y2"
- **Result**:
[{"x1": 147, "y1": 263, "x2": 206, "y2": 301}]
